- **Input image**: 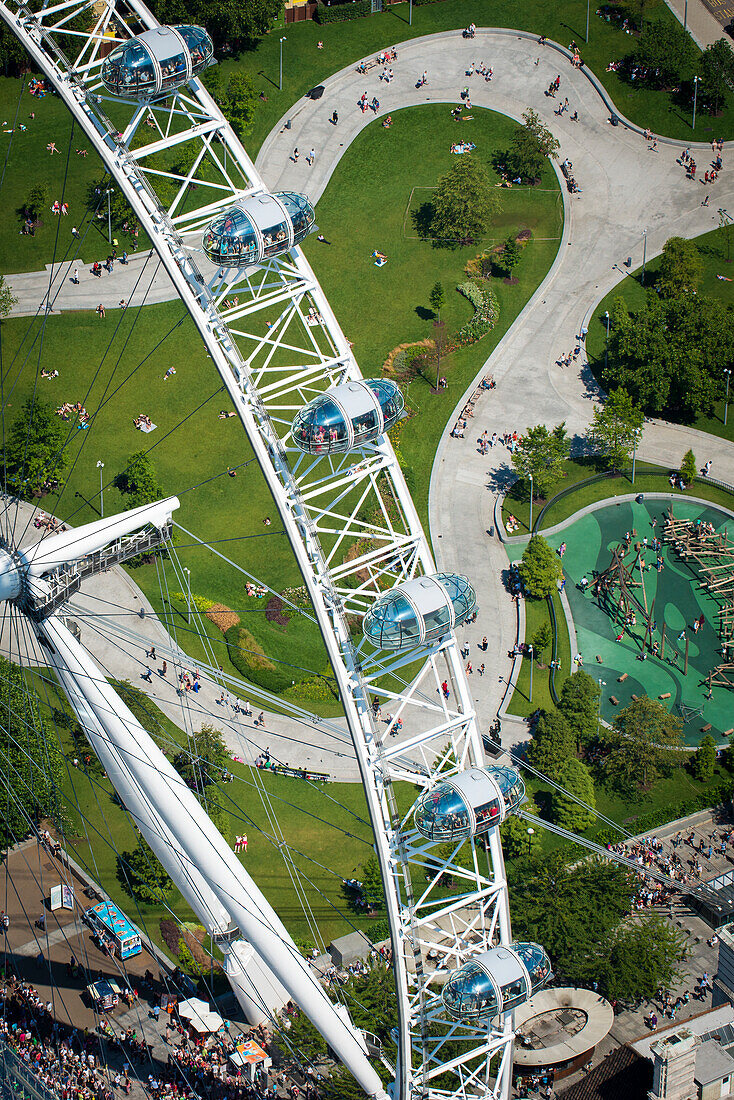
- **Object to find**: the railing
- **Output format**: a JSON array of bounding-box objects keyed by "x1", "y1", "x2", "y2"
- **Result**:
[{"x1": 0, "y1": 1040, "x2": 59, "y2": 1100}]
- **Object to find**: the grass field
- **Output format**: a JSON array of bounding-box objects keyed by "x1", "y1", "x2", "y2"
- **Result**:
[
  {"x1": 506, "y1": 589, "x2": 571, "y2": 717},
  {"x1": 586, "y1": 224, "x2": 734, "y2": 444},
  {"x1": 303, "y1": 104, "x2": 563, "y2": 530}
]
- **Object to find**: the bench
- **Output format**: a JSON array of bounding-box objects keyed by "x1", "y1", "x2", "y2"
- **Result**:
[
  {"x1": 702, "y1": 723, "x2": 713, "y2": 733},
  {"x1": 618, "y1": 672, "x2": 628, "y2": 682},
  {"x1": 725, "y1": 728, "x2": 734, "y2": 737},
  {"x1": 659, "y1": 692, "x2": 672, "y2": 700},
  {"x1": 631, "y1": 693, "x2": 639, "y2": 701},
  {"x1": 609, "y1": 695, "x2": 619, "y2": 705}
]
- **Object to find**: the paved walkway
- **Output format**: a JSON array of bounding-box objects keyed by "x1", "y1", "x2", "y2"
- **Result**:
[{"x1": 6, "y1": 29, "x2": 734, "y2": 740}]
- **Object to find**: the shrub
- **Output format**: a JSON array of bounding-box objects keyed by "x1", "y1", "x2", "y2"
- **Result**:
[
  {"x1": 315, "y1": 0, "x2": 371, "y2": 22},
  {"x1": 206, "y1": 603, "x2": 240, "y2": 632},
  {"x1": 455, "y1": 281, "x2": 500, "y2": 345},
  {"x1": 172, "y1": 591, "x2": 215, "y2": 613},
  {"x1": 224, "y1": 625, "x2": 292, "y2": 692}
]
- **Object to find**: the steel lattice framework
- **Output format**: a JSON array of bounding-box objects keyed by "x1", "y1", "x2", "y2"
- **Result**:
[{"x1": 0, "y1": 2, "x2": 515, "y2": 1097}]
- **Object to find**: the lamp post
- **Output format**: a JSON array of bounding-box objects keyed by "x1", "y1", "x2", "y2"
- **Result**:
[
  {"x1": 528, "y1": 644, "x2": 534, "y2": 704},
  {"x1": 684, "y1": 0, "x2": 688, "y2": 32},
  {"x1": 597, "y1": 679, "x2": 606, "y2": 719},
  {"x1": 586, "y1": 0, "x2": 590, "y2": 42},
  {"x1": 528, "y1": 472, "x2": 534, "y2": 535},
  {"x1": 96, "y1": 460, "x2": 104, "y2": 517},
  {"x1": 725, "y1": 369, "x2": 732, "y2": 427},
  {"x1": 409, "y1": 0, "x2": 413, "y2": 24},
  {"x1": 641, "y1": 229, "x2": 647, "y2": 286},
  {"x1": 526, "y1": 826, "x2": 535, "y2": 856},
  {"x1": 184, "y1": 567, "x2": 191, "y2": 623},
  {"x1": 105, "y1": 189, "x2": 113, "y2": 245},
  {"x1": 632, "y1": 428, "x2": 640, "y2": 485},
  {"x1": 279, "y1": 37, "x2": 286, "y2": 91},
  {"x1": 693, "y1": 74, "x2": 699, "y2": 132},
  {"x1": 604, "y1": 310, "x2": 610, "y2": 375}
]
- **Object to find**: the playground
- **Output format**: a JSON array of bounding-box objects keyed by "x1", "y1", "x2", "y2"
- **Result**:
[{"x1": 545, "y1": 498, "x2": 734, "y2": 745}]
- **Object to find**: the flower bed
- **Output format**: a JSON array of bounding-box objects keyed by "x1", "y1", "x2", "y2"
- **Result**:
[{"x1": 455, "y1": 281, "x2": 500, "y2": 345}]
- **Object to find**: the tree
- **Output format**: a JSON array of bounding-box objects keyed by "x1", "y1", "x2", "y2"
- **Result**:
[
  {"x1": 509, "y1": 852, "x2": 637, "y2": 986},
  {"x1": 531, "y1": 621, "x2": 552, "y2": 662},
  {"x1": 220, "y1": 73, "x2": 259, "y2": 137},
  {"x1": 587, "y1": 386, "x2": 645, "y2": 470},
  {"x1": 0, "y1": 274, "x2": 17, "y2": 318},
  {"x1": 502, "y1": 234, "x2": 521, "y2": 278},
  {"x1": 23, "y1": 182, "x2": 49, "y2": 222},
  {"x1": 526, "y1": 708, "x2": 575, "y2": 776},
  {"x1": 429, "y1": 281, "x2": 446, "y2": 322},
  {"x1": 360, "y1": 856, "x2": 385, "y2": 910},
  {"x1": 430, "y1": 156, "x2": 501, "y2": 246},
  {"x1": 519, "y1": 535, "x2": 563, "y2": 599},
  {"x1": 4, "y1": 397, "x2": 68, "y2": 498},
  {"x1": 680, "y1": 448, "x2": 697, "y2": 486},
  {"x1": 558, "y1": 671, "x2": 601, "y2": 751},
  {"x1": 512, "y1": 422, "x2": 570, "y2": 499},
  {"x1": 505, "y1": 108, "x2": 560, "y2": 181},
  {"x1": 173, "y1": 724, "x2": 228, "y2": 790},
  {"x1": 634, "y1": 20, "x2": 697, "y2": 87},
  {"x1": 114, "y1": 451, "x2": 162, "y2": 508},
  {"x1": 700, "y1": 39, "x2": 734, "y2": 114},
  {"x1": 0, "y1": 656, "x2": 65, "y2": 848},
  {"x1": 118, "y1": 833, "x2": 174, "y2": 904},
  {"x1": 147, "y1": 0, "x2": 282, "y2": 51},
  {"x1": 501, "y1": 797, "x2": 542, "y2": 858},
  {"x1": 601, "y1": 916, "x2": 686, "y2": 1003},
  {"x1": 692, "y1": 733, "x2": 717, "y2": 781},
  {"x1": 551, "y1": 758, "x2": 596, "y2": 832},
  {"x1": 603, "y1": 697, "x2": 684, "y2": 793},
  {"x1": 658, "y1": 236, "x2": 704, "y2": 299}
]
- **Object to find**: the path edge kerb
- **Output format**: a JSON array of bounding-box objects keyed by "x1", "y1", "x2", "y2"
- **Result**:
[{"x1": 255, "y1": 27, "x2": 719, "y2": 176}]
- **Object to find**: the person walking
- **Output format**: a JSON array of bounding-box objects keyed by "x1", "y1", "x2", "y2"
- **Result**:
[
  {"x1": 307, "y1": 148, "x2": 315, "y2": 166},
  {"x1": 72, "y1": 267, "x2": 79, "y2": 283}
]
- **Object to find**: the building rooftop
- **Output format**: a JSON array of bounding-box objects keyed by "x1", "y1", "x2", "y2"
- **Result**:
[
  {"x1": 558, "y1": 1044, "x2": 651, "y2": 1100},
  {"x1": 695, "y1": 1039, "x2": 734, "y2": 1086}
]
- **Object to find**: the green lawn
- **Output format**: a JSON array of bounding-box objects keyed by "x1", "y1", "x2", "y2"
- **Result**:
[
  {"x1": 0, "y1": 301, "x2": 339, "y2": 708},
  {"x1": 506, "y1": 589, "x2": 571, "y2": 717},
  {"x1": 586, "y1": 224, "x2": 734, "y2": 444},
  {"x1": 304, "y1": 104, "x2": 563, "y2": 530}
]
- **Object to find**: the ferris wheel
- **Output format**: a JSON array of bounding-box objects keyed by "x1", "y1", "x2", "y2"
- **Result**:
[{"x1": 0, "y1": 4, "x2": 552, "y2": 1098}]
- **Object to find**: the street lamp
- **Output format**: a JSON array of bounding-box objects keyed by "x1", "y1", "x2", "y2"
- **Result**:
[
  {"x1": 692, "y1": 75, "x2": 699, "y2": 132},
  {"x1": 604, "y1": 309, "x2": 610, "y2": 375},
  {"x1": 104, "y1": 188, "x2": 113, "y2": 245},
  {"x1": 409, "y1": 0, "x2": 413, "y2": 24},
  {"x1": 184, "y1": 567, "x2": 191, "y2": 623},
  {"x1": 725, "y1": 369, "x2": 732, "y2": 427},
  {"x1": 586, "y1": 0, "x2": 590, "y2": 42},
  {"x1": 279, "y1": 37, "x2": 286, "y2": 91},
  {"x1": 641, "y1": 229, "x2": 647, "y2": 286},
  {"x1": 528, "y1": 644, "x2": 534, "y2": 704},
  {"x1": 528, "y1": 472, "x2": 534, "y2": 534},
  {"x1": 96, "y1": 460, "x2": 104, "y2": 517},
  {"x1": 526, "y1": 826, "x2": 535, "y2": 855},
  {"x1": 684, "y1": 0, "x2": 688, "y2": 32},
  {"x1": 597, "y1": 678, "x2": 606, "y2": 718}
]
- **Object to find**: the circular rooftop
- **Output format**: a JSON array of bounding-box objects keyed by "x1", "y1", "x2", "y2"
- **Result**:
[{"x1": 512, "y1": 987, "x2": 614, "y2": 1069}]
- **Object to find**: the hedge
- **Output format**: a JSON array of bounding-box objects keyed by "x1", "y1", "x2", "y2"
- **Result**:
[
  {"x1": 592, "y1": 776, "x2": 734, "y2": 846},
  {"x1": 315, "y1": 1, "x2": 372, "y2": 23},
  {"x1": 223, "y1": 624, "x2": 292, "y2": 693}
]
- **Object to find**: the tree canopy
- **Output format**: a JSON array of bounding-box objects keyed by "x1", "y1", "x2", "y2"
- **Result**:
[
  {"x1": 558, "y1": 670, "x2": 601, "y2": 751},
  {"x1": 118, "y1": 833, "x2": 174, "y2": 904},
  {"x1": 603, "y1": 697, "x2": 684, "y2": 792},
  {"x1": 114, "y1": 451, "x2": 163, "y2": 508},
  {"x1": 173, "y1": 724, "x2": 228, "y2": 790},
  {"x1": 4, "y1": 397, "x2": 68, "y2": 499},
  {"x1": 680, "y1": 448, "x2": 697, "y2": 485},
  {"x1": 601, "y1": 916, "x2": 686, "y2": 1003},
  {"x1": 604, "y1": 291, "x2": 733, "y2": 421},
  {"x1": 0, "y1": 274, "x2": 17, "y2": 319},
  {"x1": 632, "y1": 20, "x2": 697, "y2": 87},
  {"x1": 526, "y1": 708, "x2": 575, "y2": 776},
  {"x1": 587, "y1": 385, "x2": 645, "y2": 470},
  {"x1": 692, "y1": 733, "x2": 717, "y2": 781},
  {"x1": 657, "y1": 237, "x2": 704, "y2": 300},
  {"x1": 512, "y1": 422, "x2": 570, "y2": 499},
  {"x1": 505, "y1": 108, "x2": 560, "y2": 181},
  {"x1": 551, "y1": 758, "x2": 596, "y2": 832},
  {"x1": 519, "y1": 535, "x2": 563, "y2": 598},
  {"x1": 147, "y1": 0, "x2": 281, "y2": 50},
  {"x1": 700, "y1": 39, "x2": 734, "y2": 114},
  {"x1": 429, "y1": 156, "x2": 501, "y2": 246},
  {"x1": 0, "y1": 656, "x2": 65, "y2": 847}
]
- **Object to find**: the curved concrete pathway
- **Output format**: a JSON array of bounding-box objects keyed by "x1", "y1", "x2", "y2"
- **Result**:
[{"x1": 6, "y1": 28, "x2": 734, "y2": 741}]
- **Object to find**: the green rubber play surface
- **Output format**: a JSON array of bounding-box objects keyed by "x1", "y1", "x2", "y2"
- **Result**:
[{"x1": 545, "y1": 499, "x2": 734, "y2": 745}]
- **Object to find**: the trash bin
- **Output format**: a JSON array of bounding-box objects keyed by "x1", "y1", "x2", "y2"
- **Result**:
[{"x1": 610, "y1": 114, "x2": 619, "y2": 126}]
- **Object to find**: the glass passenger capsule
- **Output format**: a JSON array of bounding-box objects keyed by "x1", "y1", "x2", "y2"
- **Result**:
[
  {"x1": 363, "y1": 573, "x2": 476, "y2": 650},
  {"x1": 101, "y1": 26, "x2": 214, "y2": 99},
  {"x1": 202, "y1": 192, "x2": 315, "y2": 267},
  {"x1": 413, "y1": 766, "x2": 525, "y2": 842},
  {"x1": 292, "y1": 379, "x2": 404, "y2": 455},
  {"x1": 442, "y1": 942, "x2": 552, "y2": 1023}
]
